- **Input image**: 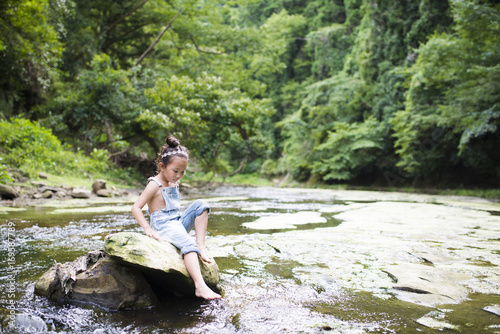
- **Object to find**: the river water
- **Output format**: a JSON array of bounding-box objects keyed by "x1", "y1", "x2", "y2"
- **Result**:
[{"x1": 1, "y1": 186, "x2": 500, "y2": 333}]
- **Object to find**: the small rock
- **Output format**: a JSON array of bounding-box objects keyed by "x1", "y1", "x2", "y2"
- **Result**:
[
  {"x1": 96, "y1": 189, "x2": 113, "y2": 197},
  {"x1": 40, "y1": 186, "x2": 61, "y2": 193},
  {"x1": 38, "y1": 172, "x2": 49, "y2": 179},
  {"x1": 42, "y1": 190, "x2": 53, "y2": 199},
  {"x1": 31, "y1": 181, "x2": 47, "y2": 187},
  {"x1": 71, "y1": 189, "x2": 91, "y2": 198}
]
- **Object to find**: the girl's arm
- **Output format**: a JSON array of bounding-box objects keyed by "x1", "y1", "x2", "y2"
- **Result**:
[{"x1": 131, "y1": 182, "x2": 161, "y2": 240}]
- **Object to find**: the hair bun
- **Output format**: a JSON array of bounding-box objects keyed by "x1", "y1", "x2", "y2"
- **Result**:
[{"x1": 166, "y1": 135, "x2": 180, "y2": 148}]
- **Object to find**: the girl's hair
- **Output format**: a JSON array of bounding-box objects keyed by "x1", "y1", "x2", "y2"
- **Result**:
[{"x1": 156, "y1": 135, "x2": 189, "y2": 170}]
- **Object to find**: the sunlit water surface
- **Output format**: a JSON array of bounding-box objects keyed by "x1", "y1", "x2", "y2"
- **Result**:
[{"x1": 1, "y1": 186, "x2": 499, "y2": 333}]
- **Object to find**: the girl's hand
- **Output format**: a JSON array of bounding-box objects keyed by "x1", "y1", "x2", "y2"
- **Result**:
[{"x1": 144, "y1": 227, "x2": 161, "y2": 241}]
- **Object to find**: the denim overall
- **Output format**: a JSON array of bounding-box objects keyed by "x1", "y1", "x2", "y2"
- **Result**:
[{"x1": 148, "y1": 177, "x2": 210, "y2": 256}]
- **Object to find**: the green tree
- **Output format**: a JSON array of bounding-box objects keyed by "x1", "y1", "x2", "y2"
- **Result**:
[
  {"x1": 58, "y1": 0, "x2": 184, "y2": 75},
  {"x1": 276, "y1": 0, "x2": 454, "y2": 184},
  {"x1": 40, "y1": 54, "x2": 140, "y2": 152},
  {"x1": 0, "y1": 0, "x2": 62, "y2": 116},
  {"x1": 392, "y1": 0, "x2": 500, "y2": 184},
  {"x1": 141, "y1": 73, "x2": 274, "y2": 174}
]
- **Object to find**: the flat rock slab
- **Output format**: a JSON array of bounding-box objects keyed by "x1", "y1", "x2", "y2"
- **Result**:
[
  {"x1": 383, "y1": 264, "x2": 470, "y2": 307},
  {"x1": 104, "y1": 232, "x2": 220, "y2": 296}
]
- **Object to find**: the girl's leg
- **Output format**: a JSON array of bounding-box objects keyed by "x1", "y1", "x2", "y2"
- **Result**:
[
  {"x1": 184, "y1": 252, "x2": 221, "y2": 300},
  {"x1": 180, "y1": 200, "x2": 212, "y2": 262},
  {"x1": 194, "y1": 209, "x2": 211, "y2": 262}
]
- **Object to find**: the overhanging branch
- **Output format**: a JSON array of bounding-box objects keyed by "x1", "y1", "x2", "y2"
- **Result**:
[{"x1": 135, "y1": 9, "x2": 182, "y2": 66}]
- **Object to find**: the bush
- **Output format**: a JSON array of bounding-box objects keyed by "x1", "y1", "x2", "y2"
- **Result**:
[{"x1": 0, "y1": 118, "x2": 110, "y2": 178}]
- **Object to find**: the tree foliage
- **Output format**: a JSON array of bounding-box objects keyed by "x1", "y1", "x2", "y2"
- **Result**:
[
  {"x1": 39, "y1": 54, "x2": 140, "y2": 151},
  {"x1": 0, "y1": 0, "x2": 62, "y2": 116},
  {"x1": 142, "y1": 73, "x2": 274, "y2": 173},
  {"x1": 392, "y1": 0, "x2": 500, "y2": 183},
  {"x1": 1, "y1": 0, "x2": 498, "y2": 187}
]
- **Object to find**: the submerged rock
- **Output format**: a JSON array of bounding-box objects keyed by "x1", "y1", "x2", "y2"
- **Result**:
[
  {"x1": 35, "y1": 250, "x2": 157, "y2": 310},
  {"x1": 104, "y1": 232, "x2": 221, "y2": 296}
]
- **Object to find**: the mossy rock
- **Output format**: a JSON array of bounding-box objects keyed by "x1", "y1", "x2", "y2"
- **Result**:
[{"x1": 104, "y1": 232, "x2": 220, "y2": 296}]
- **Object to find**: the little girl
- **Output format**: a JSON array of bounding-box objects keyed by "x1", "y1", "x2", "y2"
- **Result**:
[{"x1": 131, "y1": 135, "x2": 221, "y2": 300}]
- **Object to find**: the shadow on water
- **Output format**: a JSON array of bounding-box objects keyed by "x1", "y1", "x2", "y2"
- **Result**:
[{"x1": 1, "y1": 186, "x2": 500, "y2": 333}]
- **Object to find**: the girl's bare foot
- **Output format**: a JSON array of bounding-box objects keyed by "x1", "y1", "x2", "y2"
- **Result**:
[
  {"x1": 198, "y1": 246, "x2": 212, "y2": 263},
  {"x1": 195, "y1": 284, "x2": 221, "y2": 300}
]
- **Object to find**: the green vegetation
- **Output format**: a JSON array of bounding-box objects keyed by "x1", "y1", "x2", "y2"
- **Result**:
[
  {"x1": 0, "y1": 118, "x2": 140, "y2": 187},
  {"x1": 0, "y1": 0, "x2": 498, "y2": 193}
]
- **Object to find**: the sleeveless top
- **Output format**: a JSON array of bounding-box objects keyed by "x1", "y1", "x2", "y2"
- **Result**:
[{"x1": 147, "y1": 177, "x2": 181, "y2": 221}]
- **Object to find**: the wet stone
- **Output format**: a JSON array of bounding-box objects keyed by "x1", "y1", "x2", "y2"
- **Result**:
[
  {"x1": 35, "y1": 251, "x2": 157, "y2": 310},
  {"x1": 31, "y1": 181, "x2": 47, "y2": 187}
]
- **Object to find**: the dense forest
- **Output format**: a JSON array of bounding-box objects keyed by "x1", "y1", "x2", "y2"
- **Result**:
[{"x1": 1, "y1": 0, "x2": 499, "y2": 188}]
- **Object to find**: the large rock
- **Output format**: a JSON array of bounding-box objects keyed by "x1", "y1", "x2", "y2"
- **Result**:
[
  {"x1": 92, "y1": 179, "x2": 107, "y2": 194},
  {"x1": 0, "y1": 184, "x2": 19, "y2": 199},
  {"x1": 104, "y1": 232, "x2": 220, "y2": 296},
  {"x1": 35, "y1": 250, "x2": 157, "y2": 310}
]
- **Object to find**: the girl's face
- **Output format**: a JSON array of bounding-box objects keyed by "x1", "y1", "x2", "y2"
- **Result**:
[{"x1": 160, "y1": 156, "x2": 188, "y2": 184}]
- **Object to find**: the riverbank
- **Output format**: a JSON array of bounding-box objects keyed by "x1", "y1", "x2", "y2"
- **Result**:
[
  {"x1": 0, "y1": 175, "x2": 500, "y2": 207},
  {"x1": 0, "y1": 172, "x2": 141, "y2": 208},
  {"x1": 1, "y1": 171, "x2": 499, "y2": 207}
]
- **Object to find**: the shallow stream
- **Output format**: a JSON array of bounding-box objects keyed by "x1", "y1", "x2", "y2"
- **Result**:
[{"x1": 1, "y1": 186, "x2": 500, "y2": 333}]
